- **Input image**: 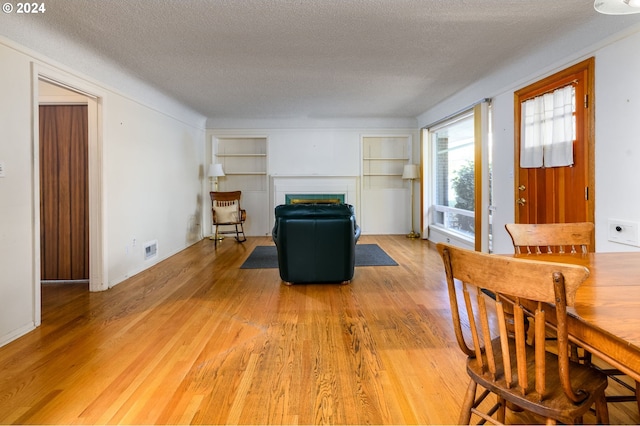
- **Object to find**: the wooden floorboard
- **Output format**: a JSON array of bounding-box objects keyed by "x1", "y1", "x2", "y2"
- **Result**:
[{"x1": 0, "y1": 235, "x2": 638, "y2": 424}]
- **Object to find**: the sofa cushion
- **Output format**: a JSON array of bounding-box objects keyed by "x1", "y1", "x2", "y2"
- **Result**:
[{"x1": 274, "y1": 203, "x2": 355, "y2": 219}]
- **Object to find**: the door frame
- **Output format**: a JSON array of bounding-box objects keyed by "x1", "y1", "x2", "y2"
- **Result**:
[{"x1": 31, "y1": 63, "x2": 106, "y2": 325}]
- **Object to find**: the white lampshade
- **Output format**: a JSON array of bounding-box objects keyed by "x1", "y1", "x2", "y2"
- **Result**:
[
  {"x1": 402, "y1": 164, "x2": 420, "y2": 180},
  {"x1": 207, "y1": 163, "x2": 225, "y2": 178},
  {"x1": 594, "y1": 0, "x2": 640, "y2": 14}
]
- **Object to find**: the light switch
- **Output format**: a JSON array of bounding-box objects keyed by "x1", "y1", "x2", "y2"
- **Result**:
[{"x1": 608, "y1": 219, "x2": 640, "y2": 247}]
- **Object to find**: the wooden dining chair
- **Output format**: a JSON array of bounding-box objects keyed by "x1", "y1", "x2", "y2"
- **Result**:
[
  {"x1": 505, "y1": 222, "x2": 593, "y2": 254},
  {"x1": 505, "y1": 222, "x2": 640, "y2": 413},
  {"x1": 210, "y1": 191, "x2": 247, "y2": 248},
  {"x1": 437, "y1": 243, "x2": 609, "y2": 425}
]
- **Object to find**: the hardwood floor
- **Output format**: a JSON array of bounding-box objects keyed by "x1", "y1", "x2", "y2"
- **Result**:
[{"x1": 0, "y1": 235, "x2": 638, "y2": 424}]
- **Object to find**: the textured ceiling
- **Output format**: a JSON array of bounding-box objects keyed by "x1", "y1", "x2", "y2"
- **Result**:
[{"x1": 1, "y1": 1, "x2": 636, "y2": 120}]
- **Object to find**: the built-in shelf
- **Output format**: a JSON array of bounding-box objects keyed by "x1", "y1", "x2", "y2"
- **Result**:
[
  {"x1": 360, "y1": 135, "x2": 414, "y2": 234},
  {"x1": 225, "y1": 172, "x2": 268, "y2": 175},
  {"x1": 362, "y1": 157, "x2": 408, "y2": 161},
  {"x1": 215, "y1": 137, "x2": 268, "y2": 192},
  {"x1": 211, "y1": 136, "x2": 270, "y2": 237},
  {"x1": 216, "y1": 154, "x2": 267, "y2": 157},
  {"x1": 362, "y1": 136, "x2": 411, "y2": 190}
]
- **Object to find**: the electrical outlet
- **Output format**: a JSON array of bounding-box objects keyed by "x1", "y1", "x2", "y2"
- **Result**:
[{"x1": 608, "y1": 219, "x2": 639, "y2": 247}]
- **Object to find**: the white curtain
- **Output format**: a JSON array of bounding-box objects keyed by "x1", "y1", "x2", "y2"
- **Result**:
[{"x1": 520, "y1": 84, "x2": 575, "y2": 168}]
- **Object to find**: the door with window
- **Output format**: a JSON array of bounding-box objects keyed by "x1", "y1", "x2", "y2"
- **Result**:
[{"x1": 514, "y1": 58, "x2": 594, "y2": 230}]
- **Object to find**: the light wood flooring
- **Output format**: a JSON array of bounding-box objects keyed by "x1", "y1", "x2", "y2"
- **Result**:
[{"x1": 0, "y1": 235, "x2": 638, "y2": 424}]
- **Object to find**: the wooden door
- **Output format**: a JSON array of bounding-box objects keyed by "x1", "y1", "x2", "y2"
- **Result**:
[
  {"x1": 39, "y1": 105, "x2": 89, "y2": 281},
  {"x1": 514, "y1": 58, "x2": 594, "y2": 228}
]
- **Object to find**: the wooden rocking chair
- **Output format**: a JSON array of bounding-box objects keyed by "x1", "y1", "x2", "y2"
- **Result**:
[{"x1": 210, "y1": 191, "x2": 247, "y2": 247}]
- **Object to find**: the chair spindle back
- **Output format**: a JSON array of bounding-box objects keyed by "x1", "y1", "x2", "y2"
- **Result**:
[{"x1": 505, "y1": 222, "x2": 594, "y2": 254}]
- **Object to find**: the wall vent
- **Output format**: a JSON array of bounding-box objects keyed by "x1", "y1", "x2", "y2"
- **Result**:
[{"x1": 144, "y1": 240, "x2": 158, "y2": 260}]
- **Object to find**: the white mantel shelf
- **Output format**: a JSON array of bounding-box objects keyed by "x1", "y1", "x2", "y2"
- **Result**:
[{"x1": 271, "y1": 175, "x2": 359, "y2": 208}]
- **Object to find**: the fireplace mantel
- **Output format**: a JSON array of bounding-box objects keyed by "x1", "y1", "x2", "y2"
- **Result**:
[{"x1": 271, "y1": 175, "x2": 358, "y2": 208}]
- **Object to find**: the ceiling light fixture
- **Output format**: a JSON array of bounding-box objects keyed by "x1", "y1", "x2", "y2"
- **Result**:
[{"x1": 594, "y1": 0, "x2": 640, "y2": 14}]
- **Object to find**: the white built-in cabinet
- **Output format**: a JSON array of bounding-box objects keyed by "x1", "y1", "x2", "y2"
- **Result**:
[
  {"x1": 361, "y1": 136, "x2": 412, "y2": 234},
  {"x1": 214, "y1": 137, "x2": 270, "y2": 236}
]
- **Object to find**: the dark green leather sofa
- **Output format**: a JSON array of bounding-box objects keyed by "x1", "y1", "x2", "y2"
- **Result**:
[{"x1": 272, "y1": 203, "x2": 361, "y2": 284}]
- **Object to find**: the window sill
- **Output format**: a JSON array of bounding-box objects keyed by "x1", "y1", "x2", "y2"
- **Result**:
[{"x1": 428, "y1": 225, "x2": 474, "y2": 248}]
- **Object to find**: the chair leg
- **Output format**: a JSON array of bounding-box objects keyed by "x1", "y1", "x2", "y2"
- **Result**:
[
  {"x1": 214, "y1": 225, "x2": 219, "y2": 248},
  {"x1": 570, "y1": 344, "x2": 591, "y2": 365},
  {"x1": 496, "y1": 396, "x2": 506, "y2": 423},
  {"x1": 458, "y1": 380, "x2": 477, "y2": 424},
  {"x1": 592, "y1": 361, "x2": 639, "y2": 409},
  {"x1": 595, "y1": 390, "x2": 610, "y2": 425},
  {"x1": 235, "y1": 223, "x2": 247, "y2": 242}
]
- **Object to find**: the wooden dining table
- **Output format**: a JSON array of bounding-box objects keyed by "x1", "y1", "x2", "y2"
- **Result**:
[{"x1": 512, "y1": 251, "x2": 640, "y2": 383}]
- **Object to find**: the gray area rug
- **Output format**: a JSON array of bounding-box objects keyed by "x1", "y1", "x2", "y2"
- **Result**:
[{"x1": 240, "y1": 244, "x2": 398, "y2": 269}]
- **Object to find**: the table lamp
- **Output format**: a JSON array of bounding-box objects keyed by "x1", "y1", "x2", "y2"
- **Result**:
[{"x1": 207, "y1": 163, "x2": 225, "y2": 191}]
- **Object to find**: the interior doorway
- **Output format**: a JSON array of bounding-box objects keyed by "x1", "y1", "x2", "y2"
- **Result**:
[{"x1": 39, "y1": 103, "x2": 89, "y2": 283}]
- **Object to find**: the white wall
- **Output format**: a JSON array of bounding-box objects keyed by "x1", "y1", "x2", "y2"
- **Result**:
[
  {"x1": 105, "y1": 95, "x2": 205, "y2": 284},
  {"x1": 489, "y1": 93, "x2": 517, "y2": 253},
  {"x1": 0, "y1": 37, "x2": 206, "y2": 347},
  {"x1": 267, "y1": 129, "x2": 361, "y2": 177},
  {"x1": 419, "y1": 23, "x2": 640, "y2": 254},
  {"x1": 0, "y1": 44, "x2": 36, "y2": 345},
  {"x1": 594, "y1": 30, "x2": 640, "y2": 252}
]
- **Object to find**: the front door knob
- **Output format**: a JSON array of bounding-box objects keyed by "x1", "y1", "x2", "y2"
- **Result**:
[{"x1": 517, "y1": 197, "x2": 526, "y2": 206}]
